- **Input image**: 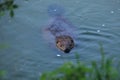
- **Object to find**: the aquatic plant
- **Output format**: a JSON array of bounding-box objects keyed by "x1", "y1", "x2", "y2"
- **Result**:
[
  {"x1": 40, "y1": 44, "x2": 119, "y2": 80},
  {"x1": 0, "y1": 0, "x2": 28, "y2": 18},
  {"x1": 0, "y1": 44, "x2": 7, "y2": 79},
  {"x1": 0, "y1": 0, "x2": 18, "y2": 17},
  {"x1": 0, "y1": 70, "x2": 6, "y2": 80}
]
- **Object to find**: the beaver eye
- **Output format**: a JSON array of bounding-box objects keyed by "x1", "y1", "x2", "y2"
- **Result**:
[
  {"x1": 69, "y1": 44, "x2": 72, "y2": 47},
  {"x1": 56, "y1": 41, "x2": 58, "y2": 44},
  {"x1": 60, "y1": 45, "x2": 63, "y2": 47}
]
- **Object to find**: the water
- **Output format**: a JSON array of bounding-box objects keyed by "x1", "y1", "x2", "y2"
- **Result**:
[{"x1": 0, "y1": 0, "x2": 120, "y2": 80}]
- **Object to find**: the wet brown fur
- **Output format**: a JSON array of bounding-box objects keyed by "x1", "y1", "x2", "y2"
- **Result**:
[{"x1": 56, "y1": 35, "x2": 74, "y2": 53}]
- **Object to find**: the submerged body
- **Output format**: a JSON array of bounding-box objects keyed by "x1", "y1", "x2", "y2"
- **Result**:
[{"x1": 44, "y1": 4, "x2": 76, "y2": 53}]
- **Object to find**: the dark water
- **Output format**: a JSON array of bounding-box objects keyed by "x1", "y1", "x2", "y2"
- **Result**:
[{"x1": 0, "y1": 0, "x2": 120, "y2": 80}]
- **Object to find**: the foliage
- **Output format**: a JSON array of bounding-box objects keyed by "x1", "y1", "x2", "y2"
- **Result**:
[
  {"x1": 0, "y1": 43, "x2": 7, "y2": 79},
  {"x1": 0, "y1": 70, "x2": 6, "y2": 79},
  {"x1": 0, "y1": 43, "x2": 9, "y2": 49},
  {"x1": 40, "y1": 44, "x2": 119, "y2": 80},
  {"x1": 0, "y1": 0, "x2": 18, "y2": 17}
]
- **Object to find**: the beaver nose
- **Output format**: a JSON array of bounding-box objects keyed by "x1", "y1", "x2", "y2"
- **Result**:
[{"x1": 64, "y1": 49, "x2": 70, "y2": 53}]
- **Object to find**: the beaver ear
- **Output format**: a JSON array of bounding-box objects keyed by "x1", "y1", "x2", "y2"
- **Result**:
[
  {"x1": 71, "y1": 40, "x2": 74, "y2": 48},
  {"x1": 56, "y1": 41, "x2": 59, "y2": 43}
]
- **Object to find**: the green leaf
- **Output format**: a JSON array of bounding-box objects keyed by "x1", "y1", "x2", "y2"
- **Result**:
[
  {"x1": 0, "y1": 44, "x2": 9, "y2": 49},
  {"x1": 10, "y1": 10, "x2": 14, "y2": 17},
  {"x1": 0, "y1": 70, "x2": 6, "y2": 77},
  {"x1": 0, "y1": 11, "x2": 5, "y2": 16},
  {"x1": 13, "y1": 4, "x2": 18, "y2": 9}
]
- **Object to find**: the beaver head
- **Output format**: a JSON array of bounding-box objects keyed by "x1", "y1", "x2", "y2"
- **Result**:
[{"x1": 56, "y1": 35, "x2": 74, "y2": 53}]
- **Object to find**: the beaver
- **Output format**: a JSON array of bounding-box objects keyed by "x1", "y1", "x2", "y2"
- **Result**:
[
  {"x1": 45, "y1": 18, "x2": 75, "y2": 53},
  {"x1": 44, "y1": 4, "x2": 75, "y2": 53}
]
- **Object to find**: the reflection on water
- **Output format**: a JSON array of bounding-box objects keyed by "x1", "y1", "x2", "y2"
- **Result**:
[{"x1": 0, "y1": 0, "x2": 120, "y2": 80}]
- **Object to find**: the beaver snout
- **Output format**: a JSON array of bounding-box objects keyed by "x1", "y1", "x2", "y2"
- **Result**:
[{"x1": 64, "y1": 49, "x2": 70, "y2": 53}]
